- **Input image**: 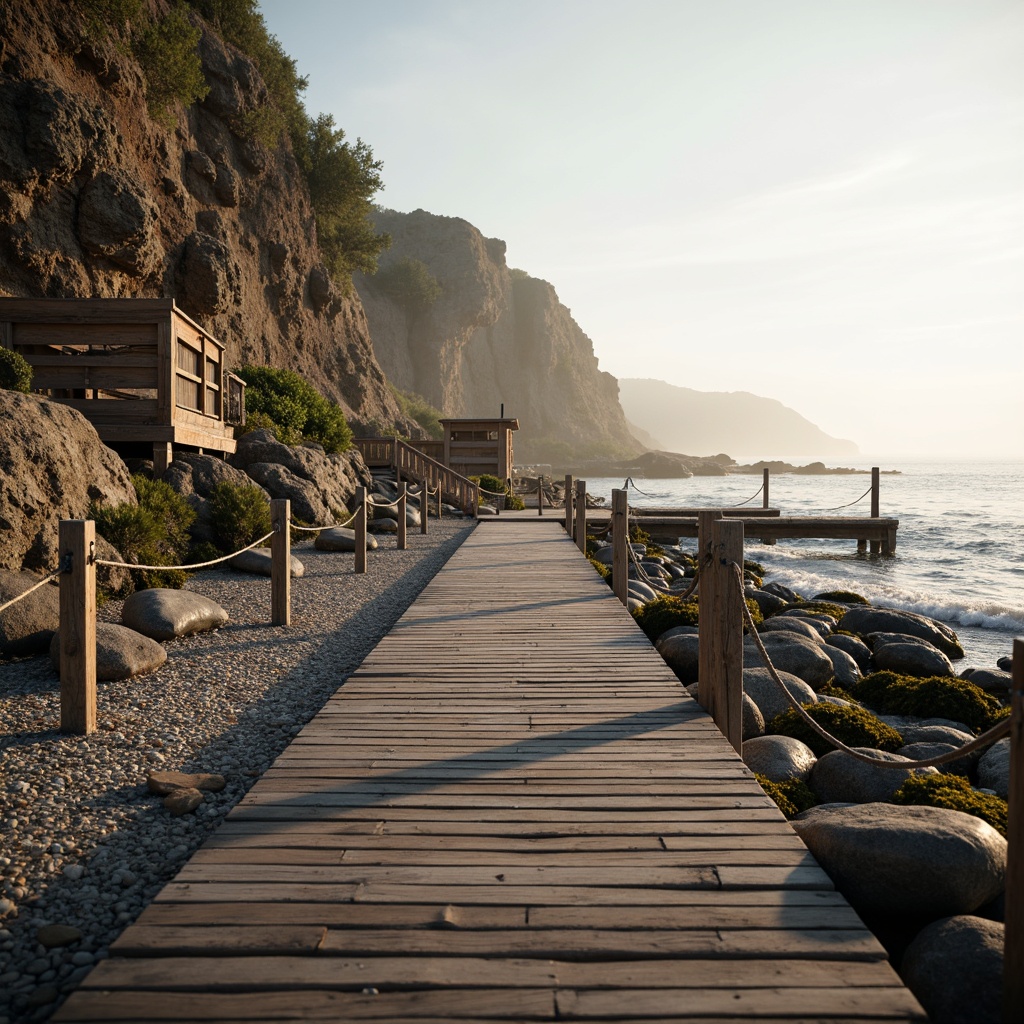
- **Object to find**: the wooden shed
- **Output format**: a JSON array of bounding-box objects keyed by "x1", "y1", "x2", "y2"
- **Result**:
[
  {"x1": 440, "y1": 417, "x2": 519, "y2": 482},
  {"x1": 0, "y1": 298, "x2": 244, "y2": 474}
]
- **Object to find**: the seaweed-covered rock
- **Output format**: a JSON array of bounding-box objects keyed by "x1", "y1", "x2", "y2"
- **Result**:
[
  {"x1": 854, "y1": 672, "x2": 1005, "y2": 731},
  {"x1": 839, "y1": 606, "x2": 964, "y2": 660},
  {"x1": 792, "y1": 803, "x2": 1006, "y2": 918},
  {"x1": 809, "y1": 748, "x2": 936, "y2": 804},
  {"x1": 746, "y1": 588, "x2": 788, "y2": 617},
  {"x1": 892, "y1": 774, "x2": 1007, "y2": 836},
  {"x1": 743, "y1": 735, "x2": 816, "y2": 783},
  {"x1": 769, "y1": 702, "x2": 902, "y2": 758},
  {"x1": 901, "y1": 916, "x2": 1003, "y2": 1024}
]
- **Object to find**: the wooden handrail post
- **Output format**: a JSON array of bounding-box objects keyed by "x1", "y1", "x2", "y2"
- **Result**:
[
  {"x1": 698, "y1": 515, "x2": 745, "y2": 754},
  {"x1": 270, "y1": 498, "x2": 290, "y2": 626},
  {"x1": 870, "y1": 466, "x2": 881, "y2": 555},
  {"x1": 564, "y1": 474, "x2": 574, "y2": 537},
  {"x1": 696, "y1": 511, "x2": 723, "y2": 722},
  {"x1": 762, "y1": 468, "x2": 770, "y2": 509},
  {"x1": 354, "y1": 486, "x2": 367, "y2": 574},
  {"x1": 59, "y1": 519, "x2": 96, "y2": 735},
  {"x1": 397, "y1": 483, "x2": 407, "y2": 550},
  {"x1": 575, "y1": 479, "x2": 587, "y2": 554},
  {"x1": 1004, "y1": 636, "x2": 1024, "y2": 1022},
  {"x1": 611, "y1": 488, "x2": 628, "y2": 607},
  {"x1": 436, "y1": 479, "x2": 442, "y2": 520},
  {"x1": 537, "y1": 476, "x2": 544, "y2": 516},
  {"x1": 420, "y1": 480, "x2": 429, "y2": 534}
]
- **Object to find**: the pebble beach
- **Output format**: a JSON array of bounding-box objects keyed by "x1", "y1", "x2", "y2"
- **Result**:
[{"x1": 0, "y1": 519, "x2": 475, "y2": 1023}]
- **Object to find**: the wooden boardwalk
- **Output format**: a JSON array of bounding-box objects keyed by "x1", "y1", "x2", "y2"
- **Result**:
[{"x1": 56, "y1": 522, "x2": 924, "y2": 1022}]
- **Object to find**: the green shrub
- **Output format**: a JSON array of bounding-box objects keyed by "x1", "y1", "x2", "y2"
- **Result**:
[
  {"x1": 814, "y1": 590, "x2": 870, "y2": 606},
  {"x1": 0, "y1": 347, "x2": 32, "y2": 393},
  {"x1": 632, "y1": 595, "x2": 700, "y2": 642},
  {"x1": 854, "y1": 671, "x2": 1007, "y2": 731},
  {"x1": 786, "y1": 600, "x2": 848, "y2": 621},
  {"x1": 892, "y1": 774, "x2": 1007, "y2": 836},
  {"x1": 755, "y1": 774, "x2": 817, "y2": 818},
  {"x1": 588, "y1": 558, "x2": 612, "y2": 583},
  {"x1": 134, "y1": 4, "x2": 209, "y2": 125},
  {"x1": 375, "y1": 258, "x2": 442, "y2": 313},
  {"x1": 236, "y1": 365, "x2": 352, "y2": 452},
  {"x1": 768, "y1": 702, "x2": 903, "y2": 758},
  {"x1": 91, "y1": 475, "x2": 194, "y2": 592},
  {"x1": 207, "y1": 481, "x2": 271, "y2": 553},
  {"x1": 391, "y1": 386, "x2": 443, "y2": 440}
]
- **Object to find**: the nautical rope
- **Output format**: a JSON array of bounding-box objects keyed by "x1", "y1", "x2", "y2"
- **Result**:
[
  {"x1": 0, "y1": 570, "x2": 61, "y2": 615},
  {"x1": 623, "y1": 476, "x2": 657, "y2": 498},
  {"x1": 95, "y1": 531, "x2": 276, "y2": 571},
  {"x1": 814, "y1": 484, "x2": 874, "y2": 513},
  {"x1": 729, "y1": 562, "x2": 1009, "y2": 767},
  {"x1": 728, "y1": 482, "x2": 764, "y2": 508},
  {"x1": 365, "y1": 496, "x2": 401, "y2": 510},
  {"x1": 289, "y1": 504, "x2": 360, "y2": 532}
]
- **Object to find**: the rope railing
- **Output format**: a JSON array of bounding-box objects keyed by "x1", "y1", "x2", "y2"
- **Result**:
[
  {"x1": 812, "y1": 484, "x2": 874, "y2": 513},
  {"x1": 0, "y1": 569, "x2": 61, "y2": 615},
  {"x1": 729, "y1": 561, "x2": 1009, "y2": 768},
  {"x1": 289, "y1": 503, "x2": 361, "y2": 532},
  {"x1": 95, "y1": 531, "x2": 276, "y2": 572},
  {"x1": 623, "y1": 476, "x2": 657, "y2": 499},
  {"x1": 728, "y1": 482, "x2": 764, "y2": 508}
]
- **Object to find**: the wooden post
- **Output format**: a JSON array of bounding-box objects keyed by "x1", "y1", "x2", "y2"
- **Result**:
[
  {"x1": 696, "y1": 511, "x2": 723, "y2": 722},
  {"x1": 354, "y1": 486, "x2": 367, "y2": 574},
  {"x1": 575, "y1": 479, "x2": 587, "y2": 554},
  {"x1": 59, "y1": 519, "x2": 96, "y2": 735},
  {"x1": 870, "y1": 466, "x2": 881, "y2": 555},
  {"x1": 420, "y1": 481, "x2": 429, "y2": 535},
  {"x1": 698, "y1": 515, "x2": 745, "y2": 754},
  {"x1": 397, "y1": 483, "x2": 407, "y2": 550},
  {"x1": 1006, "y1": 637, "x2": 1024, "y2": 1022},
  {"x1": 612, "y1": 488, "x2": 628, "y2": 607},
  {"x1": 270, "y1": 498, "x2": 290, "y2": 626},
  {"x1": 762, "y1": 467, "x2": 770, "y2": 509},
  {"x1": 537, "y1": 476, "x2": 544, "y2": 516},
  {"x1": 152, "y1": 442, "x2": 172, "y2": 479},
  {"x1": 436, "y1": 480, "x2": 442, "y2": 520},
  {"x1": 564, "y1": 474, "x2": 574, "y2": 538}
]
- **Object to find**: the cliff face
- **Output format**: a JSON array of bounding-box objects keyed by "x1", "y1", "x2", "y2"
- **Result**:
[
  {"x1": 355, "y1": 208, "x2": 639, "y2": 463},
  {"x1": 0, "y1": 0, "x2": 407, "y2": 431}
]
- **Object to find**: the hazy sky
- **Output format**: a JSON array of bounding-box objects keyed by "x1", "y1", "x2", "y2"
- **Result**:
[{"x1": 258, "y1": 0, "x2": 1023, "y2": 458}]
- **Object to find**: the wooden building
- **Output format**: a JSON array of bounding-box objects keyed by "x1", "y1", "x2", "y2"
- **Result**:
[
  {"x1": 0, "y1": 298, "x2": 244, "y2": 474},
  {"x1": 439, "y1": 417, "x2": 519, "y2": 482}
]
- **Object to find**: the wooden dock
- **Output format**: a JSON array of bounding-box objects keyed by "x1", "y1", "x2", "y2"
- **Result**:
[{"x1": 55, "y1": 522, "x2": 923, "y2": 1022}]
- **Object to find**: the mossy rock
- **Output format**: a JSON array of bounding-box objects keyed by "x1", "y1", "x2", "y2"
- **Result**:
[
  {"x1": 744, "y1": 598, "x2": 764, "y2": 630},
  {"x1": 632, "y1": 595, "x2": 699, "y2": 642},
  {"x1": 743, "y1": 559, "x2": 765, "y2": 588},
  {"x1": 817, "y1": 682, "x2": 859, "y2": 703},
  {"x1": 854, "y1": 671, "x2": 1008, "y2": 732},
  {"x1": 754, "y1": 773, "x2": 817, "y2": 818},
  {"x1": 786, "y1": 600, "x2": 848, "y2": 621},
  {"x1": 767, "y1": 702, "x2": 903, "y2": 758},
  {"x1": 588, "y1": 557, "x2": 611, "y2": 582},
  {"x1": 892, "y1": 774, "x2": 1007, "y2": 837},
  {"x1": 814, "y1": 590, "x2": 870, "y2": 606}
]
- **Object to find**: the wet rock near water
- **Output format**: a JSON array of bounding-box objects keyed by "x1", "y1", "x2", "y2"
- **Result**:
[
  {"x1": 839, "y1": 606, "x2": 965, "y2": 660},
  {"x1": 743, "y1": 631, "x2": 834, "y2": 688}
]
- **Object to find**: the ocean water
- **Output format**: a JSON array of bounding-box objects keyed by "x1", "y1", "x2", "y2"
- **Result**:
[{"x1": 585, "y1": 460, "x2": 1024, "y2": 671}]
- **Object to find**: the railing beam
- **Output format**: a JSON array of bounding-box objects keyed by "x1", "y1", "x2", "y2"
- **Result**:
[
  {"x1": 270, "y1": 499, "x2": 290, "y2": 626},
  {"x1": 59, "y1": 519, "x2": 96, "y2": 735},
  {"x1": 1004, "y1": 636, "x2": 1024, "y2": 1022}
]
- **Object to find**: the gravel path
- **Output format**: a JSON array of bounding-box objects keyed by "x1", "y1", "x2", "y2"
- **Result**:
[{"x1": 0, "y1": 519, "x2": 475, "y2": 1023}]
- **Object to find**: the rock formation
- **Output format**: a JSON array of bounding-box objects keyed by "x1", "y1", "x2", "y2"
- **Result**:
[
  {"x1": 0, "y1": 0, "x2": 408, "y2": 432},
  {"x1": 355, "y1": 208, "x2": 640, "y2": 464}
]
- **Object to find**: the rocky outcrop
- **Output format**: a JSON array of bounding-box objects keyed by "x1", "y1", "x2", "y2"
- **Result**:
[
  {"x1": 355, "y1": 208, "x2": 640, "y2": 463},
  {"x1": 0, "y1": 1, "x2": 408, "y2": 433},
  {"x1": 0, "y1": 391, "x2": 136, "y2": 573}
]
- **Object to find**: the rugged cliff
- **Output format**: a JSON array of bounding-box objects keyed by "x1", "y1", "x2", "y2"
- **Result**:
[
  {"x1": 355, "y1": 208, "x2": 640, "y2": 464},
  {"x1": 0, "y1": 0, "x2": 407, "y2": 431}
]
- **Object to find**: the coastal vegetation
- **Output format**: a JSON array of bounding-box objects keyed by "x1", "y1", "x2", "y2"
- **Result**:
[
  {"x1": 767, "y1": 703, "x2": 904, "y2": 757},
  {"x1": 390, "y1": 386, "x2": 443, "y2": 440},
  {"x1": 207, "y1": 480, "x2": 271, "y2": 553},
  {"x1": 375, "y1": 258, "x2": 443, "y2": 314},
  {"x1": 0, "y1": 347, "x2": 32, "y2": 393},
  {"x1": 892, "y1": 774, "x2": 1008, "y2": 837},
  {"x1": 853, "y1": 671, "x2": 1007, "y2": 731},
  {"x1": 753, "y1": 774, "x2": 817, "y2": 819},
  {"x1": 236, "y1": 365, "x2": 352, "y2": 453}
]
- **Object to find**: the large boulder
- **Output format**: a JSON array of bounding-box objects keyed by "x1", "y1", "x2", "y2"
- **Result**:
[
  {"x1": 825, "y1": 633, "x2": 872, "y2": 671},
  {"x1": 314, "y1": 527, "x2": 378, "y2": 552},
  {"x1": 758, "y1": 616, "x2": 822, "y2": 642},
  {"x1": 77, "y1": 167, "x2": 163, "y2": 277},
  {"x1": 743, "y1": 631, "x2": 834, "y2": 687},
  {"x1": 872, "y1": 638, "x2": 955, "y2": 678},
  {"x1": 0, "y1": 393, "x2": 135, "y2": 573},
  {"x1": 809, "y1": 748, "x2": 937, "y2": 804},
  {"x1": 961, "y1": 668, "x2": 1012, "y2": 696},
  {"x1": 656, "y1": 632, "x2": 700, "y2": 684},
  {"x1": 743, "y1": 735, "x2": 816, "y2": 783},
  {"x1": 898, "y1": 742, "x2": 971, "y2": 778},
  {"x1": 746, "y1": 589, "x2": 789, "y2": 617},
  {"x1": 742, "y1": 667, "x2": 817, "y2": 725},
  {"x1": 0, "y1": 569, "x2": 59, "y2": 658},
  {"x1": 122, "y1": 589, "x2": 228, "y2": 641},
  {"x1": 49, "y1": 622, "x2": 166, "y2": 681},
  {"x1": 821, "y1": 644, "x2": 862, "y2": 688},
  {"x1": 839, "y1": 606, "x2": 964, "y2": 660},
  {"x1": 791, "y1": 803, "x2": 1006, "y2": 918},
  {"x1": 232, "y1": 430, "x2": 371, "y2": 524},
  {"x1": 977, "y1": 738, "x2": 1009, "y2": 799},
  {"x1": 900, "y1": 916, "x2": 1003, "y2": 1024},
  {"x1": 228, "y1": 548, "x2": 304, "y2": 578}
]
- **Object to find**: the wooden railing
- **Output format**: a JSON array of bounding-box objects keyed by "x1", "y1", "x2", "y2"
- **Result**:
[{"x1": 395, "y1": 439, "x2": 479, "y2": 515}]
